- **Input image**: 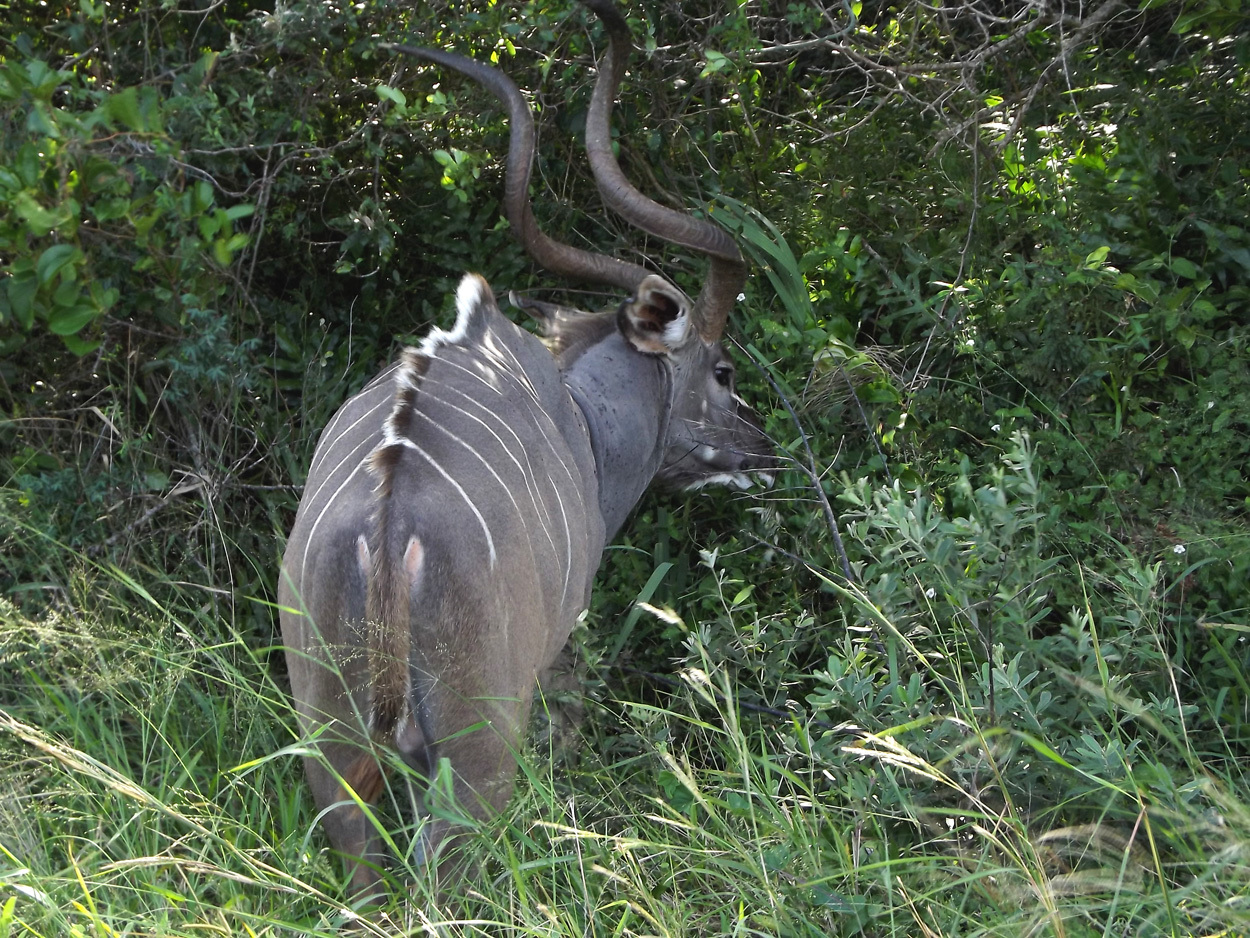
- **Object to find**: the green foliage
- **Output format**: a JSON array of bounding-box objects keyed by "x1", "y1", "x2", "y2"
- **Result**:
[{"x1": 0, "y1": 53, "x2": 251, "y2": 358}]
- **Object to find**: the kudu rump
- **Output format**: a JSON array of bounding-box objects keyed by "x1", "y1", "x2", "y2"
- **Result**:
[{"x1": 279, "y1": 0, "x2": 772, "y2": 894}]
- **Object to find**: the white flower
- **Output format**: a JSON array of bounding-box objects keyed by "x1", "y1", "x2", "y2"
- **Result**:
[
  {"x1": 925, "y1": 587, "x2": 936, "y2": 599},
  {"x1": 736, "y1": 292, "x2": 746, "y2": 302},
  {"x1": 1207, "y1": 401, "x2": 1215, "y2": 410},
  {"x1": 991, "y1": 424, "x2": 1001, "y2": 432},
  {"x1": 1172, "y1": 544, "x2": 1186, "y2": 555}
]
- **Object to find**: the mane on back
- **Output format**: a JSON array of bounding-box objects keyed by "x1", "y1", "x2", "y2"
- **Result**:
[
  {"x1": 362, "y1": 273, "x2": 497, "y2": 739},
  {"x1": 362, "y1": 345, "x2": 428, "y2": 739},
  {"x1": 510, "y1": 294, "x2": 618, "y2": 364}
]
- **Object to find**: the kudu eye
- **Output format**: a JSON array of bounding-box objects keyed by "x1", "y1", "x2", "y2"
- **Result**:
[{"x1": 713, "y1": 364, "x2": 734, "y2": 387}]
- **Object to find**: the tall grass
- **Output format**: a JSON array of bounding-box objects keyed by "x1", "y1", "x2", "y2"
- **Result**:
[{"x1": 2, "y1": 489, "x2": 1247, "y2": 937}]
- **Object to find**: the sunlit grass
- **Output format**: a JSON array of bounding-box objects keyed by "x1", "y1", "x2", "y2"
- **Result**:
[{"x1": 1, "y1": 516, "x2": 1247, "y2": 936}]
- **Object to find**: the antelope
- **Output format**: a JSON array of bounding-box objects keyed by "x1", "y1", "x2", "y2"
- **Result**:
[{"x1": 278, "y1": 0, "x2": 772, "y2": 897}]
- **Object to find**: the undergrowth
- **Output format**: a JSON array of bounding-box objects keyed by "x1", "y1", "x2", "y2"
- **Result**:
[{"x1": 2, "y1": 432, "x2": 1247, "y2": 936}]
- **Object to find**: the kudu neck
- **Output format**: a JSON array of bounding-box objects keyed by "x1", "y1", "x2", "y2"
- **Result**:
[{"x1": 562, "y1": 333, "x2": 673, "y2": 541}]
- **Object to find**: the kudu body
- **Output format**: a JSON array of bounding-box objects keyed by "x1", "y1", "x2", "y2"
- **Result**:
[{"x1": 279, "y1": 0, "x2": 771, "y2": 896}]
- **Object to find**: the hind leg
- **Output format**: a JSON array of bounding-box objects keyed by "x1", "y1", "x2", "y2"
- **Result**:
[{"x1": 303, "y1": 741, "x2": 389, "y2": 903}]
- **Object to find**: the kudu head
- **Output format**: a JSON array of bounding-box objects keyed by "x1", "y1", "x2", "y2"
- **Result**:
[{"x1": 392, "y1": 0, "x2": 773, "y2": 512}]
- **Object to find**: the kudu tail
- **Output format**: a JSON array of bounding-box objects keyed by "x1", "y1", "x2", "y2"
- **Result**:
[{"x1": 349, "y1": 348, "x2": 435, "y2": 800}]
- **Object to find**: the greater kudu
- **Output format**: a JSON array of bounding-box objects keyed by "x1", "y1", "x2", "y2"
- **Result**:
[{"x1": 279, "y1": 0, "x2": 772, "y2": 896}]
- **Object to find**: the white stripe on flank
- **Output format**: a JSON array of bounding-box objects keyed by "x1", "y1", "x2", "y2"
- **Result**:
[
  {"x1": 429, "y1": 356, "x2": 574, "y2": 505},
  {"x1": 417, "y1": 378, "x2": 559, "y2": 563},
  {"x1": 492, "y1": 358, "x2": 581, "y2": 612},
  {"x1": 298, "y1": 399, "x2": 387, "y2": 527},
  {"x1": 300, "y1": 454, "x2": 369, "y2": 587},
  {"x1": 423, "y1": 376, "x2": 557, "y2": 520},
  {"x1": 436, "y1": 354, "x2": 579, "y2": 491},
  {"x1": 459, "y1": 341, "x2": 580, "y2": 609},
  {"x1": 543, "y1": 462, "x2": 575, "y2": 609},
  {"x1": 483, "y1": 328, "x2": 541, "y2": 404},
  {"x1": 406, "y1": 405, "x2": 530, "y2": 545},
  {"x1": 308, "y1": 366, "x2": 395, "y2": 479},
  {"x1": 485, "y1": 344, "x2": 581, "y2": 608},
  {"x1": 422, "y1": 365, "x2": 576, "y2": 606},
  {"x1": 382, "y1": 435, "x2": 498, "y2": 569}
]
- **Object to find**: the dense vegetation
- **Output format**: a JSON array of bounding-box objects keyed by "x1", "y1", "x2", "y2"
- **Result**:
[{"x1": 2, "y1": 0, "x2": 1247, "y2": 934}]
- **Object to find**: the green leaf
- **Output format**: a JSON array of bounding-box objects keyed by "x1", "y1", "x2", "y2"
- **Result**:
[
  {"x1": 0, "y1": 895, "x2": 16, "y2": 938},
  {"x1": 212, "y1": 238, "x2": 233, "y2": 266},
  {"x1": 190, "y1": 49, "x2": 219, "y2": 84},
  {"x1": 25, "y1": 104, "x2": 59, "y2": 138},
  {"x1": 198, "y1": 213, "x2": 218, "y2": 242},
  {"x1": 16, "y1": 143, "x2": 41, "y2": 187},
  {"x1": 61, "y1": 332, "x2": 101, "y2": 355},
  {"x1": 92, "y1": 284, "x2": 120, "y2": 312},
  {"x1": 14, "y1": 192, "x2": 71, "y2": 236},
  {"x1": 717, "y1": 195, "x2": 813, "y2": 329},
  {"x1": 133, "y1": 208, "x2": 163, "y2": 238},
  {"x1": 194, "y1": 180, "x2": 214, "y2": 212},
  {"x1": 701, "y1": 49, "x2": 730, "y2": 77},
  {"x1": 1084, "y1": 245, "x2": 1110, "y2": 268},
  {"x1": 1172, "y1": 8, "x2": 1206, "y2": 33},
  {"x1": 105, "y1": 86, "x2": 143, "y2": 131},
  {"x1": 1170, "y1": 256, "x2": 1199, "y2": 279},
  {"x1": 6, "y1": 271, "x2": 38, "y2": 329},
  {"x1": 53, "y1": 278, "x2": 81, "y2": 307},
  {"x1": 36, "y1": 243, "x2": 81, "y2": 285},
  {"x1": 376, "y1": 84, "x2": 407, "y2": 107},
  {"x1": 1115, "y1": 272, "x2": 1160, "y2": 303},
  {"x1": 25, "y1": 58, "x2": 66, "y2": 98},
  {"x1": 1190, "y1": 298, "x2": 1217, "y2": 322},
  {"x1": 47, "y1": 303, "x2": 98, "y2": 335},
  {"x1": 93, "y1": 197, "x2": 131, "y2": 222},
  {"x1": 607, "y1": 562, "x2": 674, "y2": 663}
]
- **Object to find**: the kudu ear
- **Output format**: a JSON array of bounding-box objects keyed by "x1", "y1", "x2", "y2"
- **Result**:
[
  {"x1": 617, "y1": 274, "x2": 692, "y2": 355},
  {"x1": 509, "y1": 290, "x2": 584, "y2": 336}
]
